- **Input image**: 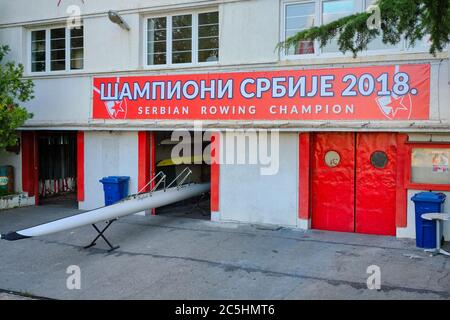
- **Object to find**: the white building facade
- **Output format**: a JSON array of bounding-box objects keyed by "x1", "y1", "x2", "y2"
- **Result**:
[{"x1": 0, "y1": 0, "x2": 449, "y2": 239}]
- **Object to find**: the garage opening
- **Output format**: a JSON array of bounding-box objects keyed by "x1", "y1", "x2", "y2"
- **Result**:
[
  {"x1": 153, "y1": 131, "x2": 211, "y2": 220},
  {"x1": 37, "y1": 131, "x2": 77, "y2": 207}
]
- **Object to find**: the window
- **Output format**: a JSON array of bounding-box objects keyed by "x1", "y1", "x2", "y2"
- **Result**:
[
  {"x1": 147, "y1": 17, "x2": 167, "y2": 65},
  {"x1": 172, "y1": 14, "x2": 192, "y2": 64},
  {"x1": 405, "y1": 143, "x2": 450, "y2": 191},
  {"x1": 198, "y1": 12, "x2": 219, "y2": 62},
  {"x1": 321, "y1": 0, "x2": 355, "y2": 53},
  {"x1": 283, "y1": 0, "x2": 430, "y2": 58},
  {"x1": 411, "y1": 147, "x2": 450, "y2": 185},
  {"x1": 364, "y1": 0, "x2": 398, "y2": 51},
  {"x1": 324, "y1": 150, "x2": 341, "y2": 167},
  {"x1": 50, "y1": 28, "x2": 66, "y2": 71},
  {"x1": 145, "y1": 11, "x2": 219, "y2": 66},
  {"x1": 70, "y1": 27, "x2": 84, "y2": 70},
  {"x1": 371, "y1": 151, "x2": 388, "y2": 169},
  {"x1": 285, "y1": 2, "x2": 315, "y2": 55},
  {"x1": 31, "y1": 30, "x2": 46, "y2": 72},
  {"x1": 30, "y1": 26, "x2": 84, "y2": 73}
]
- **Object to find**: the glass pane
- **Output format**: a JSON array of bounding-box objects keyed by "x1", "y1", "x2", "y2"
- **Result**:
[
  {"x1": 70, "y1": 26, "x2": 83, "y2": 38},
  {"x1": 172, "y1": 39, "x2": 192, "y2": 52},
  {"x1": 32, "y1": 30, "x2": 45, "y2": 41},
  {"x1": 285, "y1": 2, "x2": 315, "y2": 55},
  {"x1": 172, "y1": 15, "x2": 191, "y2": 28},
  {"x1": 32, "y1": 51, "x2": 45, "y2": 62},
  {"x1": 71, "y1": 36, "x2": 83, "y2": 49},
  {"x1": 71, "y1": 58, "x2": 84, "y2": 70},
  {"x1": 31, "y1": 40, "x2": 46, "y2": 52},
  {"x1": 371, "y1": 151, "x2": 388, "y2": 168},
  {"x1": 147, "y1": 41, "x2": 166, "y2": 54},
  {"x1": 199, "y1": 12, "x2": 218, "y2": 25},
  {"x1": 411, "y1": 148, "x2": 450, "y2": 185},
  {"x1": 147, "y1": 29, "x2": 166, "y2": 41},
  {"x1": 51, "y1": 60, "x2": 65, "y2": 71},
  {"x1": 199, "y1": 49, "x2": 218, "y2": 62},
  {"x1": 148, "y1": 53, "x2": 166, "y2": 65},
  {"x1": 172, "y1": 26, "x2": 192, "y2": 40},
  {"x1": 286, "y1": 2, "x2": 315, "y2": 17},
  {"x1": 172, "y1": 51, "x2": 191, "y2": 64},
  {"x1": 32, "y1": 62, "x2": 45, "y2": 72},
  {"x1": 199, "y1": 37, "x2": 218, "y2": 50},
  {"x1": 51, "y1": 28, "x2": 65, "y2": 39},
  {"x1": 286, "y1": 16, "x2": 315, "y2": 30},
  {"x1": 70, "y1": 48, "x2": 83, "y2": 60},
  {"x1": 148, "y1": 17, "x2": 166, "y2": 30},
  {"x1": 199, "y1": 25, "x2": 219, "y2": 38},
  {"x1": 293, "y1": 41, "x2": 315, "y2": 54},
  {"x1": 51, "y1": 39, "x2": 65, "y2": 50},
  {"x1": 322, "y1": 0, "x2": 355, "y2": 53},
  {"x1": 51, "y1": 49, "x2": 65, "y2": 60}
]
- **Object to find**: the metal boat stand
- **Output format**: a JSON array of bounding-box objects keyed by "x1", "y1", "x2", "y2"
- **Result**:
[{"x1": 84, "y1": 219, "x2": 120, "y2": 252}]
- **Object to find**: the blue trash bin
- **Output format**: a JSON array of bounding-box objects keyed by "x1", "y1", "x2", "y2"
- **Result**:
[
  {"x1": 411, "y1": 192, "x2": 446, "y2": 249},
  {"x1": 99, "y1": 176, "x2": 130, "y2": 206}
]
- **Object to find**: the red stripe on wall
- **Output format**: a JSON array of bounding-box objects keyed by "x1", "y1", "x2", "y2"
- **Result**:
[
  {"x1": 396, "y1": 134, "x2": 408, "y2": 227},
  {"x1": 33, "y1": 132, "x2": 39, "y2": 205},
  {"x1": 299, "y1": 133, "x2": 311, "y2": 220},
  {"x1": 138, "y1": 131, "x2": 151, "y2": 193},
  {"x1": 150, "y1": 132, "x2": 156, "y2": 215},
  {"x1": 21, "y1": 131, "x2": 36, "y2": 199},
  {"x1": 210, "y1": 132, "x2": 220, "y2": 212},
  {"x1": 77, "y1": 131, "x2": 85, "y2": 202}
]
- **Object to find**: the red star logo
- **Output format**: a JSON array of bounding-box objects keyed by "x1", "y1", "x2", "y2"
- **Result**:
[
  {"x1": 386, "y1": 95, "x2": 408, "y2": 117},
  {"x1": 112, "y1": 101, "x2": 125, "y2": 117}
]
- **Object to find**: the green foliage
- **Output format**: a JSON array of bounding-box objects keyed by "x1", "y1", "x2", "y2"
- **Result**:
[
  {"x1": 0, "y1": 45, "x2": 34, "y2": 150},
  {"x1": 278, "y1": 0, "x2": 450, "y2": 57}
]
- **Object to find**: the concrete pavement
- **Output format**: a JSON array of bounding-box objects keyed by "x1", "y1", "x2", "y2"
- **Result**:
[{"x1": 0, "y1": 204, "x2": 449, "y2": 300}]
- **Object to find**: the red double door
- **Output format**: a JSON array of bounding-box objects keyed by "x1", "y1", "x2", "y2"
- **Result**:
[{"x1": 311, "y1": 133, "x2": 397, "y2": 236}]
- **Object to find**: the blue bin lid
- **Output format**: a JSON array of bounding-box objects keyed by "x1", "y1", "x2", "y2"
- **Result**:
[
  {"x1": 99, "y1": 176, "x2": 130, "y2": 184},
  {"x1": 411, "y1": 192, "x2": 446, "y2": 203}
]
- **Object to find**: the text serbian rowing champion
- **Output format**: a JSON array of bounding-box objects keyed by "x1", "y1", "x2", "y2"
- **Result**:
[{"x1": 137, "y1": 104, "x2": 355, "y2": 115}]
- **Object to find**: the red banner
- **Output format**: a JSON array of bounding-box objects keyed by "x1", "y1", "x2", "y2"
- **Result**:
[{"x1": 92, "y1": 64, "x2": 430, "y2": 121}]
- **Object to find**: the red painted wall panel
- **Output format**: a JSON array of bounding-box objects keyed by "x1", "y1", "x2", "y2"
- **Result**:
[
  {"x1": 21, "y1": 131, "x2": 36, "y2": 198},
  {"x1": 138, "y1": 131, "x2": 151, "y2": 193},
  {"x1": 396, "y1": 134, "x2": 408, "y2": 228},
  {"x1": 210, "y1": 132, "x2": 220, "y2": 212},
  {"x1": 312, "y1": 133, "x2": 355, "y2": 232},
  {"x1": 355, "y1": 133, "x2": 397, "y2": 236},
  {"x1": 299, "y1": 133, "x2": 311, "y2": 220},
  {"x1": 77, "y1": 131, "x2": 85, "y2": 202}
]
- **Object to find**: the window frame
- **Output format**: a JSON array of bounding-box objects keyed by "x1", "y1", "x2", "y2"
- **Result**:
[
  {"x1": 28, "y1": 24, "x2": 84, "y2": 74},
  {"x1": 280, "y1": 0, "x2": 429, "y2": 61},
  {"x1": 143, "y1": 9, "x2": 219, "y2": 69},
  {"x1": 405, "y1": 142, "x2": 450, "y2": 192}
]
